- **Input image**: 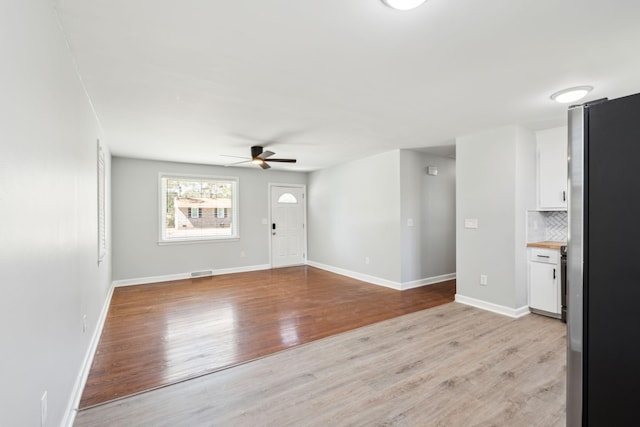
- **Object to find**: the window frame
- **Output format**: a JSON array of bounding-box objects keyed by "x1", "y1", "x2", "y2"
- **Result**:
[{"x1": 158, "y1": 173, "x2": 239, "y2": 244}]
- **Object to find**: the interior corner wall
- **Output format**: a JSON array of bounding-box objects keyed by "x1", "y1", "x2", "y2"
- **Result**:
[
  {"x1": 456, "y1": 126, "x2": 535, "y2": 310},
  {"x1": 0, "y1": 1, "x2": 112, "y2": 425},
  {"x1": 399, "y1": 150, "x2": 423, "y2": 282},
  {"x1": 399, "y1": 150, "x2": 456, "y2": 283},
  {"x1": 514, "y1": 127, "x2": 537, "y2": 307},
  {"x1": 307, "y1": 150, "x2": 402, "y2": 284},
  {"x1": 111, "y1": 157, "x2": 308, "y2": 281}
]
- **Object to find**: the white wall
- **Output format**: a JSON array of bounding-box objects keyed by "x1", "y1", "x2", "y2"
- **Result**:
[
  {"x1": 420, "y1": 153, "x2": 457, "y2": 279},
  {"x1": 456, "y1": 126, "x2": 535, "y2": 313},
  {"x1": 308, "y1": 150, "x2": 403, "y2": 284},
  {"x1": 308, "y1": 149, "x2": 456, "y2": 288},
  {"x1": 0, "y1": 1, "x2": 112, "y2": 425},
  {"x1": 400, "y1": 150, "x2": 456, "y2": 283},
  {"x1": 112, "y1": 157, "x2": 307, "y2": 280}
]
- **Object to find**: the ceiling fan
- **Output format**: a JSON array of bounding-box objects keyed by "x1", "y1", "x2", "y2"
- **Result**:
[{"x1": 223, "y1": 146, "x2": 297, "y2": 169}]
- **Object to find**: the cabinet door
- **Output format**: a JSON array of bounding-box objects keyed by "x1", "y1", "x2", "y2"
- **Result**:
[
  {"x1": 530, "y1": 262, "x2": 559, "y2": 313},
  {"x1": 537, "y1": 127, "x2": 568, "y2": 210}
]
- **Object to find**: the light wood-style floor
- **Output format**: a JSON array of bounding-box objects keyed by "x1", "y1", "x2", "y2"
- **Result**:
[
  {"x1": 80, "y1": 266, "x2": 455, "y2": 408},
  {"x1": 74, "y1": 302, "x2": 566, "y2": 426}
]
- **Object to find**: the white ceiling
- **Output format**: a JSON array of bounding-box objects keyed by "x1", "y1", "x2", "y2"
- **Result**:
[{"x1": 54, "y1": 0, "x2": 640, "y2": 171}]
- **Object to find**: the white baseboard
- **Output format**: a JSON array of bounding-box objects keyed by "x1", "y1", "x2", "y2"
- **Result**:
[
  {"x1": 307, "y1": 261, "x2": 456, "y2": 291},
  {"x1": 402, "y1": 273, "x2": 456, "y2": 290},
  {"x1": 113, "y1": 272, "x2": 190, "y2": 287},
  {"x1": 62, "y1": 284, "x2": 115, "y2": 427},
  {"x1": 455, "y1": 294, "x2": 530, "y2": 318},
  {"x1": 112, "y1": 264, "x2": 272, "y2": 287},
  {"x1": 214, "y1": 264, "x2": 271, "y2": 276},
  {"x1": 307, "y1": 260, "x2": 402, "y2": 289}
]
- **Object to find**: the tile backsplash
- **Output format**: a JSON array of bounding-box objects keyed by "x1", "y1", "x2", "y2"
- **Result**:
[
  {"x1": 543, "y1": 211, "x2": 568, "y2": 241},
  {"x1": 527, "y1": 211, "x2": 568, "y2": 242}
]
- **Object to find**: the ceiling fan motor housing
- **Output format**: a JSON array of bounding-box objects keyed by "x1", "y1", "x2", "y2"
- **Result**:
[{"x1": 251, "y1": 146, "x2": 263, "y2": 158}]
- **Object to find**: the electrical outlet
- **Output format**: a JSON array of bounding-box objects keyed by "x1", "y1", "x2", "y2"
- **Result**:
[
  {"x1": 82, "y1": 314, "x2": 87, "y2": 333},
  {"x1": 365, "y1": 256, "x2": 370, "y2": 265},
  {"x1": 41, "y1": 391, "x2": 47, "y2": 426},
  {"x1": 480, "y1": 275, "x2": 488, "y2": 286}
]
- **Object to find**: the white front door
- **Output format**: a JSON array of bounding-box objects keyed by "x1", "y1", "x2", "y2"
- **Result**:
[{"x1": 270, "y1": 185, "x2": 306, "y2": 268}]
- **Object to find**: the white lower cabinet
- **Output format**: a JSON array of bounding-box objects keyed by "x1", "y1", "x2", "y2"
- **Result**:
[{"x1": 528, "y1": 248, "x2": 561, "y2": 317}]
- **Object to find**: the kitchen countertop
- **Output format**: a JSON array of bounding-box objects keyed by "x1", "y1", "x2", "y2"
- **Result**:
[{"x1": 527, "y1": 241, "x2": 566, "y2": 249}]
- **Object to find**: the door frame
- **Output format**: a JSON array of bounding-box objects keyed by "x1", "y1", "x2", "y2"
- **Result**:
[{"x1": 268, "y1": 183, "x2": 308, "y2": 268}]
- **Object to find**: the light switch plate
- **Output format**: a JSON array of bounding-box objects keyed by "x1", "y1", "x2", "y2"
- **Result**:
[{"x1": 464, "y1": 218, "x2": 479, "y2": 229}]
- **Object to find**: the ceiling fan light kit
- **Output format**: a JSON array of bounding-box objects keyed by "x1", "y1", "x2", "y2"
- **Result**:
[{"x1": 382, "y1": 0, "x2": 427, "y2": 11}]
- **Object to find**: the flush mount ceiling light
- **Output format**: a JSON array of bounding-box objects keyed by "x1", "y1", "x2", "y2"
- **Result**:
[
  {"x1": 550, "y1": 86, "x2": 594, "y2": 104},
  {"x1": 382, "y1": 0, "x2": 428, "y2": 10}
]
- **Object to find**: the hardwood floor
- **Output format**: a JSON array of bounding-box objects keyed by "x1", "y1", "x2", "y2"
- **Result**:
[
  {"x1": 74, "y1": 303, "x2": 566, "y2": 427},
  {"x1": 79, "y1": 266, "x2": 455, "y2": 408}
]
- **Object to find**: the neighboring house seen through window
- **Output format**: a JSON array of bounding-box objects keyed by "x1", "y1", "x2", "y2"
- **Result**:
[{"x1": 160, "y1": 175, "x2": 238, "y2": 242}]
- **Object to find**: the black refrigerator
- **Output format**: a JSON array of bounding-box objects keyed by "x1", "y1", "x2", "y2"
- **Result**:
[{"x1": 567, "y1": 92, "x2": 640, "y2": 426}]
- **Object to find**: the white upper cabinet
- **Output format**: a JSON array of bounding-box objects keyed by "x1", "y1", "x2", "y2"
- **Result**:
[{"x1": 536, "y1": 126, "x2": 568, "y2": 210}]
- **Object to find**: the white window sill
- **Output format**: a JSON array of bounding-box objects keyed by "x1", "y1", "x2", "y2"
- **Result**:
[{"x1": 158, "y1": 237, "x2": 240, "y2": 246}]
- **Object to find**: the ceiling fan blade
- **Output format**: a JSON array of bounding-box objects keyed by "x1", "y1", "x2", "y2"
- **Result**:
[
  {"x1": 224, "y1": 160, "x2": 251, "y2": 167},
  {"x1": 265, "y1": 158, "x2": 297, "y2": 163},
  {"x1": 220, "y1": 154, "x2": 251, "y2": 159},
  {"x1": 257, "y1": 150, "x2": 275, "y2": 160},
  {"x1": 259, "y1": 161, "x2": 271, "y2": 170}
]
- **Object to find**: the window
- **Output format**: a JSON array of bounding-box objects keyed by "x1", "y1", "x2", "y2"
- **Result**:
[
  {"x1": 277, "y1": 193, "x2": 298, "y2": 204},
  {"x1": 160, "y1": 175, "x2": 238, "y2": 242}
]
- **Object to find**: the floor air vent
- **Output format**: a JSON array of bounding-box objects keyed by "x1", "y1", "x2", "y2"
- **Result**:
[{"x1": 190, "y1": 270, "x2": 214, "y2": 278}]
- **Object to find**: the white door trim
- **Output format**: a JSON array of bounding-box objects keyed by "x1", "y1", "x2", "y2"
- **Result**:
[{"x1": 268, "y1": 183, "x2": 307, "y2": 268}]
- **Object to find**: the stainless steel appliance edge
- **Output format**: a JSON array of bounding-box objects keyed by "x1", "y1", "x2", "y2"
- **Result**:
[{"x1": 566, "y1": 104, "x2": 585, "y2": 426}]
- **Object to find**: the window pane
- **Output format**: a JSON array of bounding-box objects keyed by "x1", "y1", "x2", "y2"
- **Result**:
[
  {"x1": 162, "y1": 176, "x2": 237, "y2": 241},
  {"x1": 277, "y1": 193, "x2": 297, "y2": 204}
]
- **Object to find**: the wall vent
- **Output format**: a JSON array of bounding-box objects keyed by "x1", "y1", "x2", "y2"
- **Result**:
[{"x1": 190, "y1": 270, "x2": 214, "y2": 278}]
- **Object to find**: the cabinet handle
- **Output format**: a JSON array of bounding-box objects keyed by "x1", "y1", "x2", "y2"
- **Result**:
[
  {"x1": 563, "y1": 191, "x2": 566, "y2": 201},
  {"x1": 553, "y1": 268, "x2": 556, "y2": 279},
  {"x1": 537, "y1": 255, "x2": 550, "y2": 258}
]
